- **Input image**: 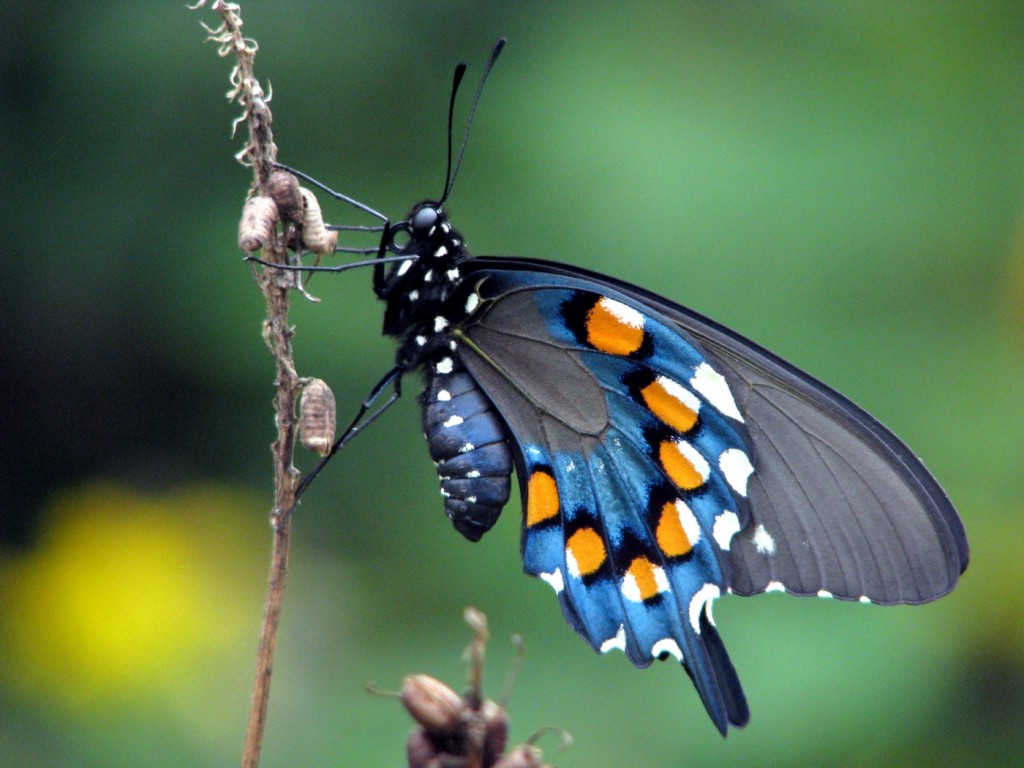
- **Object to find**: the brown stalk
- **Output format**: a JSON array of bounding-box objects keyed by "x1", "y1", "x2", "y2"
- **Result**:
[{"x1": 191, "y1": 2, "x2": 301, "y2": 766}]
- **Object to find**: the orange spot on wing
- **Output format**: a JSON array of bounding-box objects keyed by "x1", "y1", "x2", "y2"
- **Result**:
[
  {"x1": 656, "y1": 501, "x2": 693, "y2": 557},
  {"x1": 526, "y1": 470, "x2": 559, "y2": 527},
  {"x1": 586, "y1": 299, "x2": 644, "y2": 355},
  {"x1": 626, "y1": 556, "x2": 662, "y2": 602},
  {"x1": 567, "y1": 527, "x2": 606, "y2": 576},
  {"x1": 659, "y1": 440, "x2": 704, "y2": 491},
  {"x1": 641, "y1": 379, "x2": 698, "y2": 433}
]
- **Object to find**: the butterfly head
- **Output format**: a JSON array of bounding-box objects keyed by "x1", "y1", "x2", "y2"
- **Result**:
[{"x1": 384, "y1": 201, "x2": 468, "y2": 265}]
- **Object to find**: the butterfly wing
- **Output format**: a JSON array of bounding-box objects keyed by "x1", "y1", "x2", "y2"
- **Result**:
[{"x1": 447, "y1": 257, "x2": 967, "y2": 732}]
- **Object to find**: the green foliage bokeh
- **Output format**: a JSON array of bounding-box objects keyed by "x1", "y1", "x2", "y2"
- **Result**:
[{"x1": 1, "y1": 2, "x2": 1022, "y2": 767}]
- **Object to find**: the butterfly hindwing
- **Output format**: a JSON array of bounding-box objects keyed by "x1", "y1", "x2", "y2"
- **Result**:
[{"x1": 451, "y1": 268, "x2": 755, "y2": 731}]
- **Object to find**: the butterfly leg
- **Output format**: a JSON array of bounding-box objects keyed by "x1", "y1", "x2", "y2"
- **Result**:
[
  {"x1": 246, "y1": 253, "x2": 414, "y2": 275},
  {"x1": 272, "y1": 163, "x2": 389, "y2": 223},
  {"x1": 287, "y1": 365, "x2": 405, "y2": 515}
]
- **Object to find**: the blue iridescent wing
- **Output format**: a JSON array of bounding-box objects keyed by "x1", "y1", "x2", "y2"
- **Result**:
[
  {"x1": 446, "y1": 258, "x2": 967, "y2": 733},
  {"x1": 452, "y1": 266, "x2": 756, "y2": 732}
]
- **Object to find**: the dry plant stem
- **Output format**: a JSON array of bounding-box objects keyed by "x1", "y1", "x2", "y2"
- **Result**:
[{"x1": 194, "y1": 3, "x2": 300, "y2": 767}]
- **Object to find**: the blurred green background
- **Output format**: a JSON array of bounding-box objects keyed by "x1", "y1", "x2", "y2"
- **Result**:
[{"x1": 2, "y1": 2, "x2": 1022, "y2": 766}]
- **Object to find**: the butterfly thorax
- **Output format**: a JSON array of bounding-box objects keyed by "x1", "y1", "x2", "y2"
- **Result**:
[{"x1": 377, "y1": 202, "x2": 476, "y2": 369}]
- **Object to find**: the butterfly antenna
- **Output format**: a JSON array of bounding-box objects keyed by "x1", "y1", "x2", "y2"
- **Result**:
[{"x1": 441, "y1": 38, "x2": 506, "y2": 203}]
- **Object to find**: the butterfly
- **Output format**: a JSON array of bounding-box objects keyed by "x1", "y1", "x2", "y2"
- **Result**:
[{"x1": 267, "y1": 39, "x2": 969, "y2": 735}]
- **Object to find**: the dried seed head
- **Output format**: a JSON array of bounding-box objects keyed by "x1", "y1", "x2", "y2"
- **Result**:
[
  {"x1": 267, "y1": 169, "x2": 304, "y2": 224},
  {"x1": 299, "y1": 186, "x2": 335, "y2": 254},
  {"x1": 405, "y1": 728, "x2": 443, "y2": 768},
  {"x1": 481, "y1": 699, "x2": 510, "y2": 760},
  {"x1": 299, "y1": 378, "x2": 337, "y2": 456},
  {"x1": 492, "y1": 745, "x2": 544, "y2": 768},
  {"x1": 401, "y1": 674, "x2": 465, "y2": 736},
  {"x1": 238, "y1": 195, "x2": 278, "y2": 252}
]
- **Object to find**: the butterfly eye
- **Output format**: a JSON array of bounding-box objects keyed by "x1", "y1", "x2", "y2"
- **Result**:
[{"x1": 412, "y1": 206, "x2": 439, "y2": 233}]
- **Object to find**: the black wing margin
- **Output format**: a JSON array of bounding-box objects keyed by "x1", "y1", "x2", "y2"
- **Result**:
[{"x1": 466, "y1": 257, "x2": 969, "y2": 605}]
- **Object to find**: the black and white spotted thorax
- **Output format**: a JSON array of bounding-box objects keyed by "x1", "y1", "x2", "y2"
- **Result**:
[{"x1": 378, "y1": 202, "x2": 477, "y2": 367}]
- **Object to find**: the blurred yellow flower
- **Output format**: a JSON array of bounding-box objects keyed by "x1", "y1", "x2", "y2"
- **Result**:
[{"x1": 0, "y1": 482, "x2": 265, "y2": 710}]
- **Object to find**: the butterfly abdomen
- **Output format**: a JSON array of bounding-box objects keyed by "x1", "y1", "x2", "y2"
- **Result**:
[{"x1": 422, "y1": 354, "x2": 513, "y2": 541}]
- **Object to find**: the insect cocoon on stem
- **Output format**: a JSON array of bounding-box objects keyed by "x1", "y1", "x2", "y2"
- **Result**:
[
  {"x1": 298, "y1": 187, "x2": 338, "y2": 255},
  {"x1": 299, "y1": 378, "x2": 336, "y2": 456},
  {"x1": 267, "y1": 169, "x2": 304, "y2": 224},
  {"x1": 237, "y1": 195, "x2": 278, "y2": 252}
]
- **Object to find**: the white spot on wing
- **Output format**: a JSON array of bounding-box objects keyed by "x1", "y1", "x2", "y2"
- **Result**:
[
  {"x1": 672, "y1": 499, "x2": 702, "y2": 546},
  {"x1": 465, "y1": 470, "x2": 481, "y2": 479},
  {"x1": 622, "y1": 565, "x2": 670, "y2": 603},
  {"x1": 409, "y1": 289, "x2": 419, "y2": 301},
  {"x1": 690, "y1": 362, "x2": 743, "y2": 422},
  {"x1": 458, "y1": 442, "x2": 474, "y2": 454},
  {"x1": 674, "y1": 439, "x2": 710, "y2": 482},
  {"x1": 415, "y1": 335, "x2": 427, "y2": 347},
  {"x1": 817, "y1": 589, "x2": 834, "y2": 599},
  {"x1": 396, "y1": 259, "x2": 413, "y2": 276},
  {"x1": 540, "y1": 568, "x2": 564, "y2": 593},
  {"x1": 656, "y1": 375, "x2": 701, "y2": 413},
  {"x1": 859, "y1": 595, "x2": 872, "y2": 604},
  {"x1": 752, "y1": 524, "x2": 776, "y2": 555},
  {"x1": 719, "y1": 448, "x2": 754, "y2": 496},
  {"x1": 652, "y1": 638, "x2": 683, "y2": 661},
  {"x1": 688, "y1": 583, "x2": 721, "y2": 633},
  {"x1": 434, "y1": 245, "x2": 448, "y2": 258},
  {"x1": 442, "y1": 415, "x2": 464, "y2": 428},
  {"x1": 434, "y1": 316, "x2": 449, "y2": 332},
  {"x1": 566, "y1": 549, "x2": 582, "y2": 579},
  {"x1": 598, "y1": 297, "x2": 644, "y2": 328},
  {"x1": 435, "y1": 357, "x2": 454, "y2": 374},
  {"x1": 446, "y1": 267, "x2": 460, "y2": 281},
  {"x1": 437, "y1": 389, "x2": 451, "y2": 402},
  {"x1": 464, "y1": 292, "x2": 480, "y2": 314},
  {"x1": 712, "y1": 510, "x2": 741, "y2": 550},
  {"x1": 765, "y1": 581, "x2": 785, "y2": 593},
  {"x1": 600, "y1": 625, "x2": 626, "y2": 654}
]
